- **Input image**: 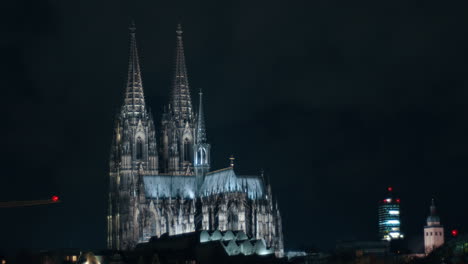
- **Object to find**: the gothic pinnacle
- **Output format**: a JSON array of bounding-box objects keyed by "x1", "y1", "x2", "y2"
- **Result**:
[{"x1": 196, "y1": 89, "x2": 207, "y2": 144}]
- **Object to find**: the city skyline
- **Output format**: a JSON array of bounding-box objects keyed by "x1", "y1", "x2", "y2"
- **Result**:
[{"x1": 2, "y1": 0, "x2": 468, "y2": 255}]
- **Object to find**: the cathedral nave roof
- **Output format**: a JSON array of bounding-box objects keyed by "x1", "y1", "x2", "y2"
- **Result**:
[{"x1": 143, "y1": 167, "x2": 265, "y2": 199}]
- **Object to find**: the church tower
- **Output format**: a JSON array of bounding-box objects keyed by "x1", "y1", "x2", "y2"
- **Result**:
[
  {"x1": 107, "y1": 22, "x2": 158, "y2": 250},
  {"x1": 160, "y1": 24, "x2": 196, "y2": 175},
  {"x1": 424, "y1": 199, "x2": 444, "y2": 255}
]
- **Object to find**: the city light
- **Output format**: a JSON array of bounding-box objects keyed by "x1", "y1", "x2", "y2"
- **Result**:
[
  {"x1": 51, "y1": 195, "x2": 60, "y2": 202},
  {"x1": 451, "y1": 229, "x2": 459, "y2": 237}
]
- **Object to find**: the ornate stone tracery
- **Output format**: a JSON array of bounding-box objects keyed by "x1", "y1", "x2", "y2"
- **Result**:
[{"x1": 107, "y1": 23, "x2": 284, "y2": 257}]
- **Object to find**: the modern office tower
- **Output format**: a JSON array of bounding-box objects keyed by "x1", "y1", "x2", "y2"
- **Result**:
[
  {"x1": 424, "y1": 199, "x2": 444, "y2": 254},
  {"x1": 378, "y1": 187, "x2": 404, "y2": 241}
]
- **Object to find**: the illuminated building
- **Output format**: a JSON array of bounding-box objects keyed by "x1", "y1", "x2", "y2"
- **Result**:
[
  {"x1": 107, "y1": 23, "x2": 284, "y2": 256},
  {"x1": 424, "y1": 199, "x2": 444, "y2": 254},
  {"x1": 378, "y1": 187, "x2": 404, "y2": 241}
]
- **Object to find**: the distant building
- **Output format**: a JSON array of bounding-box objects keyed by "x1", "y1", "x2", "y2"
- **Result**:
[
  {"x1": 424, "y1": 199, "x2": 444, "y2": 255},
  {"x1": 378, "y1": 187, "x2": 404, "y2": 241}
]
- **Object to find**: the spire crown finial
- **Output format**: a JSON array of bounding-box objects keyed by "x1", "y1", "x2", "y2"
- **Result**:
[
  {"x1": 427, "y1": 198, "x2": 441, "y2": 225},
  {"x1": 229, "y1": 155, "x2": 235, "y2": 167},
  {"x1": 430, "y1": 198, "x2": 437, "y2": 216},
  {"x1": 176, "y1": 23, "x2": 183, "y2": 36},
  {"x1": 129, "y1": 20, "x2": 136, "y2": 33}
]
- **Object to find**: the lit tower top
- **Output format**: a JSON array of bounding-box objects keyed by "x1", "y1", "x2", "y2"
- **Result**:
[
  {"x1": 378, "y1": 186, "x2": 404, "y2": 241},
  {"x1": 171, "y1": 24, "x2": 193, "y2": 123},
  {"x1": 427, "y1": 199, "x2": 440, "y2": 225},
  {"x1": 122, "y1": 21, "x2": 147, "y2": 118},
  {"x1": 424, "y1": 199, "x2": 444, "y2": 254}
]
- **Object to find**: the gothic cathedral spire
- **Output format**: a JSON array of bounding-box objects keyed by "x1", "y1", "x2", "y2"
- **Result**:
[
  {"x1": 108, "y1": 22, "x2": 158, "y2": 250},
  {"x1": 171, "y1": 24, "x2": 194, "y2": 123},
  {"x1": 108, "y1": 23, "x2": 284, "y2": 256},
  {"x1": 123, "y1": 21, "x2": 146, "y2": 117},
  {"x1": 160, "y1": 24, "x2": 197, "y2": 174}
]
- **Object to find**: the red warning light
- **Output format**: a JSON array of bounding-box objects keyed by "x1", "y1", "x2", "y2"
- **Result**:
[
  {"x1": 451, "y1": 229, "x2": 459, "y2": 237},
  {"x1": 388, "y1": 187, "x2": 393, "y2": 192},
  {"x1": 51, "y1": 195, "x2": 59, "y2": 202},
  {"x1": 396, "y1": 198, "x2": 401, "y2": 203}
]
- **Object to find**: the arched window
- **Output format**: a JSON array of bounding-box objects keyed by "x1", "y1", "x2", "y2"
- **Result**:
[
  {"x1": 136, "y1": 137, "x2": 143, "y2": 160},
  {"x1": 214, "y1": 207, "x2": 219, "y2": 230},
  {"x1": 197, "y1": 148, "x2": 205, "y2": 165},
  {"x1": 165, "y1": 215, "x2": 169, "y2": 234},
  {"x1": 228, "y1": 207, "x2": 238, "y2": 230},
  {"x1": 201, "y1": 148, "x2": 206, "y2": 164},
  {"x1": 208, "y1": 208, "x2": 213, "y2": 230},
  {"x1": 183, "y1": 138, "x2": 190, "y2": 162}
]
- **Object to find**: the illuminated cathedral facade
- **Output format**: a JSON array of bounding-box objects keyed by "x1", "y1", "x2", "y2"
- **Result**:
[{"x1": 107, "y1": 23, "x2": 284, "y2": 256}]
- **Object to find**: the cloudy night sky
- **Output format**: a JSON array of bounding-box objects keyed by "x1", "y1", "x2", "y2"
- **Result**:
[{"x1": 2, "y1": 0, "x2": 468, "y2": 254}]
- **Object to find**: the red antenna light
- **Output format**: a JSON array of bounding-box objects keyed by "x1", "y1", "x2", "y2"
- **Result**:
[
  {"x1": 451, "y1": 229, "x2": 459, "y2": 237},
  {"x1": 396, "y1": 198, "x2": 401, "y2": 203},
  {"x1": 387, "y1": 187, "x2": 393, "y2": 192},
  {"x1": 51, "y1": 195, "x2": 60, "y2": 202}
]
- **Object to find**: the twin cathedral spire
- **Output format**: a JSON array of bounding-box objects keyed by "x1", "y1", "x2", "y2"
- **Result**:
[
  {"x1": 115, "y1": 22, "x2": 210, "y2": 179},
  {"x1": 108, "y1": 23, "x2": 284, "y2": 254}
]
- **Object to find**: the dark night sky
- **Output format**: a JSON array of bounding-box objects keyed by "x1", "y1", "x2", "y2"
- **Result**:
[{"x1": 2, "y1": 0, "x2": 468, "y2": 254}]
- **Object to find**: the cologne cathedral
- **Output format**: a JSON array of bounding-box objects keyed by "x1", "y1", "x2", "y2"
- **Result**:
[{"x1": 107, "y1": 23, "x2": 284, "y2": 256}]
